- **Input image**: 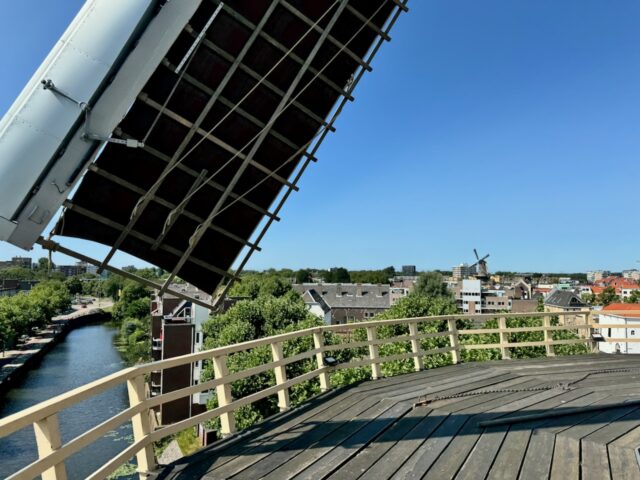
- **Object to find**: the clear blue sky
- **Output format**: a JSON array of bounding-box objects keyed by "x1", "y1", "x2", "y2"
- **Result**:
[{"x1": 1, "y1": 0, "x2": 640, "y2": 273}]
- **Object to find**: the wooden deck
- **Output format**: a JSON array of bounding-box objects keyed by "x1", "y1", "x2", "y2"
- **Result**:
[{"x1": 157, "y1": 354, "x2": 640, "y2": 479}]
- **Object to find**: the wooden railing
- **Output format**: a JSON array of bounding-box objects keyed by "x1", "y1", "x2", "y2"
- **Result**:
[{"x1": 0, "y1": 308, "x2": 637, "y2": 480}]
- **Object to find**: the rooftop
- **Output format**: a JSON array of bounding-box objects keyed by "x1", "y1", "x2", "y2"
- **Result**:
[
  {"x1": 158, "y1": 354, "x2": 640, "y2": 479},
  {"x1": 603, "y1": 303, "x2": 640, "y2": 318},
  {"x1": 544, "y1": 289, "x2": 589, "y2": 309}
]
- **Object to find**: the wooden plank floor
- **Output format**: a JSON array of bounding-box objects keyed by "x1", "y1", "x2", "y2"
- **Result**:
[{"x1": 157, "y1": 354, "x2": 640, "y2": 479}]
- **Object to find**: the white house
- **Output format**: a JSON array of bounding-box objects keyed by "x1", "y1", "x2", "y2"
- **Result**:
[
  {"x1": 461, "y1": 279, "x2": 482, "y2": 314},
  {"x1": 598, "y1": 303, "x2": 640, "y2": 354}
]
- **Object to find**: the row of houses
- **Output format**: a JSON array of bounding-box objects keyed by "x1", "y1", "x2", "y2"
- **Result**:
[{"x1": 292, "y1": 283, "x2": 405, "y2": 324}]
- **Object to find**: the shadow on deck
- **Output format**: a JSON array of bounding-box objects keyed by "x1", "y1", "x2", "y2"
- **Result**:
[{"x1": 157, "y1": 354, "x2": 640, "y2": 479}]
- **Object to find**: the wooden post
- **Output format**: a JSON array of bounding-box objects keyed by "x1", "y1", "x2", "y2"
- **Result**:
[
  {"x1": 543, "y1": 315, "x2": 555, "y2": 357},
  {"x1": 409, "y1": 322, "x2": 424, "y2": 371},
  {"x1": 313, "y1": 331, "x2": 330, "y2": 392},
  {"x1": 367, "y1": 326, "x2": 382, "y2": 379},
  {"x1": 447, "y1": 319, "x2": 461, "y2": 364},
  {"x1": 271, "y1": 341, "x2": 290, "y2": 412},
  {"x1": 498, "y1": 317, "x2": 511, "y2": 360},
  {"x1": 34, "y1": 413, "x2": 67, "y2": 480},
  {"x1": 212, "y1": 355, "x2": 236, "y2": 437},
  {"x1": 126, "y1": 375, "x2": 156, "y2": 479}
]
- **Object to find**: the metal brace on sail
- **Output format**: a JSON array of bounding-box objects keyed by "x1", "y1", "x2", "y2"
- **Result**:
[{"x1": 42, "y1": 78, "x2": 144, "y2": 148}]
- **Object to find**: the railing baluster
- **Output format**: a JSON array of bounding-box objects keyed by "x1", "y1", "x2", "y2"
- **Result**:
[
  {"x1": 367, "y1": 326, "x2": 382, "y2": 379},
  {"x1": 313, "y1": 331, "x2": 331, "y2": 392},
  {"x1": 34, "y1": 413, "x2": 67, "y2": 480},
  {"x1": 212, "y1": 354, "x2": 236, "y2": 437},
  {"x1": 409, "y1": 321, "x2": 424, "y2": 371},
  {"x1": 498, "y1": 317, "x2": 511, "y2": 360},
  {"x1": 543, "y1": 315, "x2": 555, "y2": 357},
  {"x1": 127, "y1": 375, "x2": 156, "y2": 480},
  {"x1": 271, "y1": 341, "x2": 290, "y2": 411},
  {"x1": 447, "y1": 319, "x2": 461, "y2": 364}
]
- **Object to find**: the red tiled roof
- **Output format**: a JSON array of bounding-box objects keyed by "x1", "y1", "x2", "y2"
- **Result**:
[{"x1": 602, "y1": 303, "x2": 640, "y2": 318}]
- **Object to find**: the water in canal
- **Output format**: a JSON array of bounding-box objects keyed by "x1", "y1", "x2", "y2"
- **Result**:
[{"x1": 0, "y1": 323, "x2": 134, "y2": 479}]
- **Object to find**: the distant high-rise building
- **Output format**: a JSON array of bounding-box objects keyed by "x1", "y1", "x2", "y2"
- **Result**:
[
  {"x1": 55, "y1": 261, "x2": 89, "y2": 277},
  {"x1": 452, "y1": 263, "x2": 471, "y2": 280},
  {"x1": 401, "y1": 265, "x2": 416, "y2": 276},
  {"x1": 587, "y1": 270, "x2": 610, "y2": 283},
  {"x1": 11, "y1": 256, "x2": 32, "y2": 269}
]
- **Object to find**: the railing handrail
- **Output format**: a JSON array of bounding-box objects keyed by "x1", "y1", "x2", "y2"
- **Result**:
[
  {"x1": 2, "y1": 308, "x2": 639, "y2": 480},
  {"x1": 0, "y1": 309, "x2": 599, "y2": 431}
]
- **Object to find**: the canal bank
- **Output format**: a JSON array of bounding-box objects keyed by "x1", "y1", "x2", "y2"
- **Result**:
[
  {"x1": 0, "y1": 322, "x2": 133, "y2": 479},
  {"x1": 0, "y1": 307, "x2": 112, "y2": 398}
]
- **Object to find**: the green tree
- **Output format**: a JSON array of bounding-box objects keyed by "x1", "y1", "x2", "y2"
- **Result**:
[
  {"x1": 295, "y1": 269, "x2": 312, "y2": 284},
  {"x1": 599, "y1": 287, "x2": 619, "y2": 306},
  {"x1": 0, "y1": 267, "x2": 35, "y2": 280},
  {"x1": 324, "y1": 267, "x2": 351, "y2": 283},
  {"x1": 64, "y1": 276, "x2": 83, "y2": 295},
  {"x1": 625, "y1": 290, "x2": 640, "y2": 304},
  {"x1": 201, "y1": 293, "x2": 323, "y2": 434},
  {"x1": 414, "y1": 271, "x2": 449, "y2": 298},
  {"x1": 103, "y1": 274, "x2": 125, "y2": 300}
]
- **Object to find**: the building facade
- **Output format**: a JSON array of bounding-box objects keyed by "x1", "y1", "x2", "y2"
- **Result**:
[
  {"x1": 598, "y1": 303, "x2": 640, "y2": 354},
  {"x1": 293, "y1": 283, "x2": 391, "y2": 324},
  {"x1": 150, "y1": 285, "x2": 211, "y2": 426}
]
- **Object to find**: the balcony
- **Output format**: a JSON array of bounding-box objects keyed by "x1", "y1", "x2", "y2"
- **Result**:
[{"x1": 1, "y1": 309, "x2": 640, "y2": 479}]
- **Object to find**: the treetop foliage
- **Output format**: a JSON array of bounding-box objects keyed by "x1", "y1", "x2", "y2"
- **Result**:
[{"x1": 0, "y1": 280, "x2": 71, "y2": 348}]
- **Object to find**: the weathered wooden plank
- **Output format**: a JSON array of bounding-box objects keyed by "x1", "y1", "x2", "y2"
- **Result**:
[
  {"x1": 156, "y1": 388, "x2": 346, "y2": 479},
  {"x1": 454, "y1": 388, "x2": 590, "y2": 480},
  {"x1": 518, "y1": 430, "x2": 556, "y2": 480},
  {"x1": 608, "y1": 445, "x2": 640, "y2": 480},
  {"x1": 426, "y1": 383, "x2": 582, "y2": 480},
  {"x1": 582, "y1": 407, "x2": 640, "y2": 446},
  {"x1": 210, "y1": 395, "x2": 385, "y2": 479},
  {"x1": 177, "y1": 387, "x2": 372, "y2": 478},
  {"x1": 255, "y1": 399, "x2": 400, "y2": 480},
  {"x1": 447, "y1": 425, "x2": 508, "y2": 480},
  {"x1": 325, "y1": 408, "x2": 435, "y2": 480},
  {"x1": 486, "y1": 423, "x2": 534, "y2": 480},
  {"x1": 356, "y1": 410, "x2": 451, "y2": 480},
  {"x1": 549, "y1": 435, "x2": 580, "y2": 480},
  {"x1": 389, "y1": 413, "x2": 469, "y2": 480},
  {"x1": 290, "y1": 401, "x2": 413, "y2": 480},
  {"x1": 488, "y1": 390, "x2": 607, "y2": 480},
  {"x1": 558, "y1": 405, "x2": 638, "y2": 442},
  {"x1": 581, "y1": 439, "x2": 611, "y2": 480}
]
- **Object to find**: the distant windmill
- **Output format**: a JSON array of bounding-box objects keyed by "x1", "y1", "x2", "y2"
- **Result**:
[{"x1": 470, "y1": 249, "x2": 490, "y2": 280}]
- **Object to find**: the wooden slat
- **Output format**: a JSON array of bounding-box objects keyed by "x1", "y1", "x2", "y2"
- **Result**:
[
  {"x1": 288, "y1": 401, "x2": 412, "y2": 479},
  {"x1": 325, "y1": 408, "x2": 436, "y2": 479},
  {"x1": 361, "y1": 409, "x2": 452, "y2": 479}
]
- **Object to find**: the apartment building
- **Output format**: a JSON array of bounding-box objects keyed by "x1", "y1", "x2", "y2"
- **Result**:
[
  {"x1": 460, "y1": 279, "x2": 482, "y2": 314},
  {"x1": 150, "y1": 284, "x2": 211, "y2": 425},
  {"x1": 452, "y1": 263, "x2": 472, "y2": 280}
]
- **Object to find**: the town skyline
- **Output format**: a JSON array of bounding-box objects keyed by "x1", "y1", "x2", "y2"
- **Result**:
[{"x1": 2, "y1": 0, "x2": 640, "y2": 272}]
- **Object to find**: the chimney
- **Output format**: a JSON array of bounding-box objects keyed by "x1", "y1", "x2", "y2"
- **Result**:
[{"x1": 356, "y1": 284, "x2": 362, "y2": 297}]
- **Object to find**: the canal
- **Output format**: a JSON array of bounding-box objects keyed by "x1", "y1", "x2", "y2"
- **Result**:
[{"x1": 0, "y1": 322, "x2": 134, "y2": 479}]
